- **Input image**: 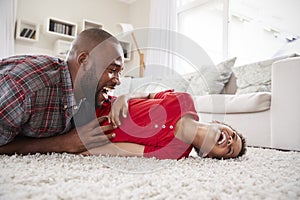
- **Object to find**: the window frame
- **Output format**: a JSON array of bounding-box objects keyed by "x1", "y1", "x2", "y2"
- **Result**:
[{"x1": 177, "y1": 0, "x2": 230, "y2": 62}]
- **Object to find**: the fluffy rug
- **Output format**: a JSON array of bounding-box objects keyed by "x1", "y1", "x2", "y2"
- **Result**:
[{"x1": 0, "y1": 147, "x2": 299, "y2": 200}]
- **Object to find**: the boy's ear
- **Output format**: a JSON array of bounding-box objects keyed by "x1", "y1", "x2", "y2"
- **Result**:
[{"x1": 202, "y1": 152, "x2": 210, "y2": 158}]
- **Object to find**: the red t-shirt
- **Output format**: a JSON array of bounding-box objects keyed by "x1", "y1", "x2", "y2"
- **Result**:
[{"x1": 96, "y1": 90, "x2": 199, "y2": 159}]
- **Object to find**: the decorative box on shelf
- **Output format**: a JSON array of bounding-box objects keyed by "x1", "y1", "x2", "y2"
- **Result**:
[
  {"x1": 54, "y1": 39, "x2": 72, "y2": 59},
  {"x1": 45, "y1": 17, "x2": 77, "y2": 39},
  {"x1": 15, "y1": 19, "x2": 39, "y2": 42},
  {"x1": 81, "y1": 19, "x2": 103, "y2": 32},
  {"x1": 120, "y1": 40, "x2": 131, "y2": 61}
]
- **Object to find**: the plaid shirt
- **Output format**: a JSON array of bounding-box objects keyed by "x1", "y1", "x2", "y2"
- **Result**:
[{"x1": 0, "y1": 55, "x2": 78, "y2": 145}]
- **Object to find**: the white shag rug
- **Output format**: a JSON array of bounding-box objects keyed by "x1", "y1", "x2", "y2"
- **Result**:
[{"x1": 0, "y1": 147, "x2": 299, "y2": 200}]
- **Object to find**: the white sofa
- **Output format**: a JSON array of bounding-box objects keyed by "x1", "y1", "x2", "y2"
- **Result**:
[
  {"x1": 271, "y1": 57, "x2": 300, "y2": 151},
  {"x1": 197, "y1": 56, "x2": 300, "y2": 151},
  {"x1": 115, "y1": 56, "x2": 300, "y2": 151}
]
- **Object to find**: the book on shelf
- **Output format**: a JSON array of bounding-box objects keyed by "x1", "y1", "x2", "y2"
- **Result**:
[
  {"x1": 20, "y1": 28, "x2": 28, "y2": 37},
  {"x1": 19, "y1": 28, "x2": 36, "y2": 39},
  {"x1": 68, "y1": 26, "x2": 73, "y2": 36},
  {"x1": 49, "y1": 21, "x2": 55, "y2": 32},
  {"x1": 29, "y1": 30, "x2": 36, "y2": 39},
  {"x1": 49, "y1": 20, "x2": 73, "y2": 36},
  {"x1": 24, "y1": 29, "x2": 33, "y2": 38}
]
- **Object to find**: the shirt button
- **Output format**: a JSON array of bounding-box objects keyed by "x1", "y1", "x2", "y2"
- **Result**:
[
  {"x1": 169, "y1": 125, "x2": 174, "y2": 129},
  {"x1": 74, "y1": 106, "x2": 78, "y2": 110},
  {"x1": 64, "y1": 105, "x2": 68, "y2": 109},
  {"x1": 154, "y1": 124, "x2": 159, "y2": 128},
  {"x1": 162, "y1": 125, "x2": 166, "y2": 128}
]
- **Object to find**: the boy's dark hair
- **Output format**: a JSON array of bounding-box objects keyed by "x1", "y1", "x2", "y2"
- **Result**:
[{"x1": 194, "y1": 121, "x2": 247, "y2": 158}]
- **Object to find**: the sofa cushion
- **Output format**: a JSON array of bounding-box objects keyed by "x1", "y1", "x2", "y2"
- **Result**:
[
  {"x1": 193, "y1": 92, "x2": 271, "y2": 114},
  {"x1": 134, "y1": 76, "x2": 190, "y2": 93},
  {"x1": 113, "y1": 76, "x2": 154, "y2": 96},
  {"x1": 149, "y1": 76, "x2": 189, "y2": 92},
  {"x1": 186, "y1": 57, "x2": 236, "y2": 96},
  {"x1": 221, "y1": 73, "x2": 237, "y2": 94},
  {"x1": 232, "y1": 53, "x2": 298, "y2": 94},
  {"x1": 115, "y1": 75, "x2": 190, "y2": 94},
  {"x1": 113, "y1": 77, "x2": 133, "y2": 96}
]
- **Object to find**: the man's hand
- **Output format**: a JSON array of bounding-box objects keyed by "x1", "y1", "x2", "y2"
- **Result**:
[{"x1": 62, "y1": 116, "x2": 115, "y2": 153}]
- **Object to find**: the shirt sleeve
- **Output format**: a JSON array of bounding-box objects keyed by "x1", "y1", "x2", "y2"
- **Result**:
[
  {"x1": 154, "y1": 90, "x2": 199, "y2": 121},
  {"x1": 0, "y1": 75, "x2": 27, "y2": 145},
  {"x1": 153, "y1": 89, "x2": 175, "y2": 99}
]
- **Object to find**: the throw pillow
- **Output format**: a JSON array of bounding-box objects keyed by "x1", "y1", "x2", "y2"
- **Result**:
[
  {"x1": 186, "y1": 57, "x2": 237, "y2": 96},
  {"x1": 112, "y1": 77, "x2": 132, "y2": 96},
  {"x1": 133, "y1": 76, "x2": 190, "y2": 93},
  {"x1": 232, "y1": 53, "x2": 298, "y2": 94}
]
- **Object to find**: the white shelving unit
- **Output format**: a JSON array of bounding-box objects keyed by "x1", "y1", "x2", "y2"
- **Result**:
[
  {"x1": 45, "y1": 17, "x2": 77, "y2": 39},
  {"x1": 81, "y1": 19, "x2": 103, "y2": 32},
  {"x1": 120, "y1": 40, "x2": 131, "y2": 61},
  {"x1": 54, "y1": 39, "x2": 72, "y2": 59},
  {"x1": 15, "y1": 19, "x2": 39, "y2": 42}
]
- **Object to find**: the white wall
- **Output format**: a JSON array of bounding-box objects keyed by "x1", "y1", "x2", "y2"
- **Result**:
[
  {"x1": 15, "y1": 0, "x2": 129, "y2": 54},
  {"x1": 14, "y1": 0, "x2": 151, "y2": 76},
  {"x1": 129, "y1": 0, "x2": 151, "y2": 29},
  {"x1": 124, "y1": 0, "x2": 151, "y2": 77}
]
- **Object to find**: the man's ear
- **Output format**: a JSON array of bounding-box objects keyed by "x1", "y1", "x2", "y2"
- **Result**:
[{"x1": 77, "y1": 51, "x2": 89, "y2": 67}]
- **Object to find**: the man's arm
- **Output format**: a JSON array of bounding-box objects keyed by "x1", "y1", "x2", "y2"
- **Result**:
[
  {"x1": 0, "y1": 117, "x2": 115, "y2": 155},
  {"x1": 0, "y1": 132, "x2": 75, "y2": 155},
  {"x1": 80, "y1": 142, "x2": 145, "y2": 157}
]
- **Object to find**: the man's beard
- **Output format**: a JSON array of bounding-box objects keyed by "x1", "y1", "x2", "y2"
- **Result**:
[{"x1": 80, "y1": 67, "x2": 99, "y2": 106}]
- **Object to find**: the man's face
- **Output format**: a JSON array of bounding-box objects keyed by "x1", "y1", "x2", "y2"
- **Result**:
[
  {"x1": 79, "y1": 41, "x2": 124, "y2": 104},
  {"x1": 96, "y1": 57, "x2": 123, "y2": 105}
]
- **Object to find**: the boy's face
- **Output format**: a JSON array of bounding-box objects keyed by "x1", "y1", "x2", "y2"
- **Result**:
[{"x1": 203, "y1": 123, "x2": 242, "y2": 159}]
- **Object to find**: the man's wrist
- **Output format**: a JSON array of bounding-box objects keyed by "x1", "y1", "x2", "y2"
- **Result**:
[{"x1": 58, "y1": 129, "x2": 79, "y2": 153}]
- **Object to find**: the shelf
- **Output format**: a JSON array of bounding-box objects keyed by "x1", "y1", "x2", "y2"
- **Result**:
[
  {"x1": 15, "y1": 19, "x2": 39, "y2": 42},
  {"x1": 45, "y1": 17, "x2": 77, "y2": 39},
  {"x1": 120, "y1": 40, "x2": 131, "y2": 61},
  {"x1": 54, "y1": 39, "x2": 72, "y2": 59},
  {"x1": 81, "y1": 19, "x2": 103, "y2": 32}
]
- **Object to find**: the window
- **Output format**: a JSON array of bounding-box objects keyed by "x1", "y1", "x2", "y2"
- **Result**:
[
  {"x1": 178, "y1": 0, "x2": 224, "y2": 63},
  {"x1": 177, "y1": 0, "x2": 300, "y2": 66}
]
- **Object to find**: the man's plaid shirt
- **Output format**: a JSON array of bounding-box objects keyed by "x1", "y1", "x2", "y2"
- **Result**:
[{"x1": 0, "y1": 55, "x2": 77, "y2": 145}]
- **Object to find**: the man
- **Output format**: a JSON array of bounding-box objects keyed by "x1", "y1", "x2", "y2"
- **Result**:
[{"x1": 0, "y1": 28, "x2": 124, "y2": 154}]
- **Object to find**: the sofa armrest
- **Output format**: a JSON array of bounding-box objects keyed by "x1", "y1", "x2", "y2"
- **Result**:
[
  {"x1": 271, "y1": 57, "x2": 300, "y2": 150},
  {"x1": 193, "y1": 92, "x2": 271, "y2": 114}
]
